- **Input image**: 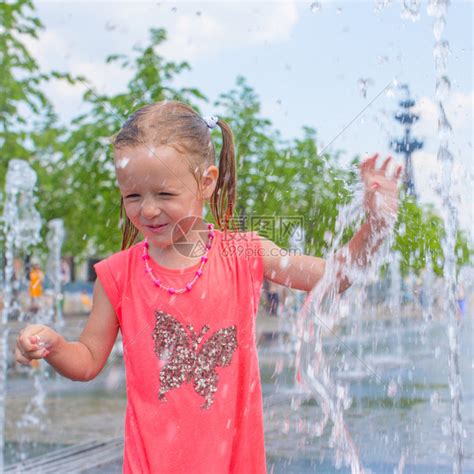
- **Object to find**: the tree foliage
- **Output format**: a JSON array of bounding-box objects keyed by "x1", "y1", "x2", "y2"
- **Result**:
[
  {"x1": 0, "y1": 0, "x2": 78, "y2": 259},
  {"x1": 394, "y1": 197, "x2": 471, "y2": 277},
  {"x1": 214, "y1": 78, "x2": 357, "y2": 255},
  {"x1": 0, "y1": 0, "x2": 55, "y2": 181}
]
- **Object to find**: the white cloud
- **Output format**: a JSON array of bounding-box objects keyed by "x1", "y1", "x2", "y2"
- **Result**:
[
  {"x1": 22, "y1": 28, "x2": 72, "y2": 71},
  {"x1": 68, "y1": 60, "x2": 130, "y2": 94},
  {"x1": 248, "y1": 3, "x2": 299, "y2": 42},
  {"x1": 21, "y1": 22, "x2": 133, "y2": 120},
  {"x1": 159, "y1": 12, "x2": 227, "y2": 61},
  {"x1": 105, "y1": 2, "x2": 299, "y2": 61},
  {"x1": 412, "y1": 90, "x2": 473, "y2": 145},
  {"x1": 26, "y1": 2, "x2": 299, "y2": 109},
  {"x1": 43, "y1": 78, "x2": 82, "y2": 101}
]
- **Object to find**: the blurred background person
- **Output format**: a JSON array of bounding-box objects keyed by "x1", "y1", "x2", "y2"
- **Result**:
[{"x1": 29, "y1": 262, "x2": 44, "y2": 312}]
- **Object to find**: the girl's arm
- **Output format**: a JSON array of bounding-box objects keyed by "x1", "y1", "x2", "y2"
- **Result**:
[
  {"x1": 260, "y1": 154, "x2": 401, "y2": 293},
  {"x1": 260, "y1": 240, "x2": 326, "y2": 292},
  {"x1": 16, "y1": 278, "x2": 120, "y2": 381}
]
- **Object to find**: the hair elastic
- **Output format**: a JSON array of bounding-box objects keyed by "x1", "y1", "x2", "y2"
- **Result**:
[{"x1": 202, "y1": 116, "x2": 219, "y2": 129}]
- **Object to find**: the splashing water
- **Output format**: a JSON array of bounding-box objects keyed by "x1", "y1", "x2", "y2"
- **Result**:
[
  {"x1": 427, "y1": 1, "x2": 464, "y2": 472},
  {"x1": 422, "y1": 252, "x2": 435, "y2": 322},
  {"x1": 116, "y1": 156, "x2": 130, "y2": 169},
  {"x1": 16, "y1": 364, "x2": 51, "y2": 462},
  {"x1": 0, "y1": 160, "x2": 43, "y2": 472},
  {"x1": 310, "y1": 2, "x2": 322, "y2": 14},
  {"x1": 295, "y1": 181, "x2": 397, "y2": 473},
  {"x1": 390, "y1": 252, "x2": 404, "y2": 357},
  {"x1": 400, "y1": 0, "x2": 422, "y2": 22},
  {"x1": 357, "y1": 78, "x2": 374, "y2": 99},
  {"x1": 47, "y1": 219, "x2": 66, "y2": 326}
]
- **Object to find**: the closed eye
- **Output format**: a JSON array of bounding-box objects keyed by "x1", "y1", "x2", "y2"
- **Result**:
[{"x1": 124, "y1": 192, "x2": 174, "y2": 199}]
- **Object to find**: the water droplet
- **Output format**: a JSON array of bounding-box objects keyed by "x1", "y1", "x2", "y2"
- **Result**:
[
  {"x1": 433, "y1": 17, "x2": 446, "y2": 40},
  {"x1": 273, "y1": 359, "x2": 284, "y2": 376},
  {"x1": 310, "y1": 2, "x2": 322, "y2": 13},
  {"x1": 430, "y1": 391, "x2": 440, "y2": 408},
  {"x1": 357, "y1": 77, "x2": 374, "y2": 99},
  {"x1": 401, "y1": 0, "x2": 421, "y2": 22},
  {"x1": 427, "y1": 0, "x2": 449, "y2": 19},
  {"x1": 437, "y1": 105, "x2": 452, "y2": 142},
  {"x1": 441, "y1": 417, "x2": 450, "y2": 436},
  {"x1": 435, "y1": 75, "x2": 451, "y2": 101},
  {"x1": 387, "y1": 379, "x2": 398, "y2": 397},
  {"x1": 374, "y1": 0, "x2": 393, "y2": 12},
  {"x1": 116, "y1": 157, "x2": 130, "y2": 169},
  {"x1": 433, "y1": 40, "x2": 450, "y2": 74}
]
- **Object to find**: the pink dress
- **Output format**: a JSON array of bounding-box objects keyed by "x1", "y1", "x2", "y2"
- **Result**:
[{"x1": 94, "y1": 230, "x2": 266, "y2": 473}]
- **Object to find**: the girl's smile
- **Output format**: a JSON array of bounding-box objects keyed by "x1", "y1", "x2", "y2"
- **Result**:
[{"x1": 145, "y1": 223, "x2": 169, "y2": 234}]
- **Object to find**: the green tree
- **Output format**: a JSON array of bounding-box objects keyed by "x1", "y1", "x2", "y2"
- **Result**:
[
  {"x1": 279, "y1": 130, "x2": 357, "y2": 255},
  {"x1": 0, "y1": 0, "x2": 55, "y2": 183},
  {"x1": 0, "y1": 1, "x2": 47, "y2": 176},
  {"x1": 394, "y1": 197, "x2": 471, "y2": 276},
  {"x1": 214, "y1": 76, "x2": 278, "y2": 224},
  {"x1": 215, "y1": 78, "x2": 358, "y2": 253},
  {"x1": 0, "y1": 0, "x2": 78, "y2": 259}
]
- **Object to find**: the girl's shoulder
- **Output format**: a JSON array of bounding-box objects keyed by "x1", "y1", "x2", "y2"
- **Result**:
[
  {"x1": 216, "y1": 229, "x2": 265, "y2": 297},
  {"x1": 97, "y1": 242, "x2": 141, "y2": 269},
  {"x1": 217, "y1": 229, "x2": 263, "y2": 253},
  {"x1": 216, "y1": 229, "x2": 264, "y2": 268}
]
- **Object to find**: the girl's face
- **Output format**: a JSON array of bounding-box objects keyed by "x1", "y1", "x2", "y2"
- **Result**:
[{"x1": 115, "y1": 144, "x2": 217, "y2": 249}]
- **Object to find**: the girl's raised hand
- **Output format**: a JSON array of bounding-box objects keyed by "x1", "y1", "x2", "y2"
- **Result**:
[
  {"x1": 361, "y1": 153, "x2": 403, "y2": 229},
  {"x1": 15, "y1": 324, "x2": 58, "y2": 366}
]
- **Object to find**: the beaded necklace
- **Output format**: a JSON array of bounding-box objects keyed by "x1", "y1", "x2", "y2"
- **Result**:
[{"x1": 142, "y1": 223, "x2": 215, "y2": 295}]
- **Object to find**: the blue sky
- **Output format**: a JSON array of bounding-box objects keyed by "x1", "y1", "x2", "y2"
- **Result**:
[{"x1": 30, "y1": 1, "x2": 473, "y2": 234}]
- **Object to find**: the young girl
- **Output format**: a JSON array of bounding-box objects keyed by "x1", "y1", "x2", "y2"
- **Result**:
[{"x1": 15, "y1": 101, "x2": 401, "y2": 473}]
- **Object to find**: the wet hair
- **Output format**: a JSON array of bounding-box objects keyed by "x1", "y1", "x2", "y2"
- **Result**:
[{"x1": 112, "y1": 100, "x2": 237, "y2": 250}]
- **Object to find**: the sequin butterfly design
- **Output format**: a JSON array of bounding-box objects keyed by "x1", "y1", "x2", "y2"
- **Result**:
[{"x1": 152, "y1": 310, "x2": 238, "y2": 409}]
